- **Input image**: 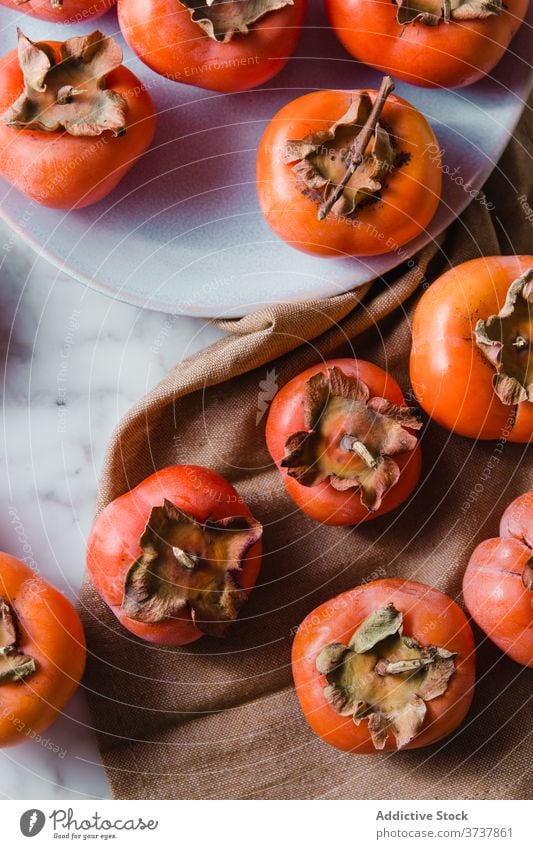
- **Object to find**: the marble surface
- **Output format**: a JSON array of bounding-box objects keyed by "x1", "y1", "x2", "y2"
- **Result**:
[{"x1": 0, "y1": 220, "x2": 224, "y2": 799}]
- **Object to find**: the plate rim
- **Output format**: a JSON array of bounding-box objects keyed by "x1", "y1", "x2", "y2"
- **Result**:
[{"x1": 1, "y1": 10, "x2": 531, "y2": 318}]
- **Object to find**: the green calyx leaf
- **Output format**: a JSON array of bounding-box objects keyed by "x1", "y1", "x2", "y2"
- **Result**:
[{"x1": 349, "y1": 603, "x2": 403, "y2": 653}]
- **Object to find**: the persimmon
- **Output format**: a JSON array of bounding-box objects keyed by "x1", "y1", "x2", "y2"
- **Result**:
[
  {"x1": 0, "y1": 30, "x2": 155, "y2": 209},
  {"x1": 292, "y1": 578, "x2": 476, "y2": 752},
  {"x1": 325, "y1": 0, "x2": 528, "y2": 89},
  {"x1": 256, "y1": 76, "x2": 441, "y2": 257},
  {"x1": 463, "y1": 491, "x2": 533, "y2": 667},
  {"x1": 87, "y1": 466, "x2": 263, "y2": 646},
  {"x1": 410, "y1": 255, "x2": 533, "y2": 441},
  {"x1": 0, "y1": 0, "x2": 115, "y2": 23},
  {"x1": 265, "y1": 358, "x2": 423, "y2": 526},
  {"x1": 118, "y1": 0, "x2": 307, "y2": 93},
  {"x1": 0, "y1": 553, "x2": 86, "y2": 748}
]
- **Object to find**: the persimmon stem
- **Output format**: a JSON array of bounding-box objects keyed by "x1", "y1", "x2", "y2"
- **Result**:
[
  {"x1": 375, "y1": 657, "x2": 431, "y2": 675},
  {"x1": 512, "y1": 336, "x2": 529, "y2": 350},
  {"x1": 317, "y1": 75, "x2": 395, "y2": 222},
  {"x1": 341, "y1": 435, "x2": 379, "y2": 469},
  {"x1": 171, "y1": 546, "x2": 198, "y2": 570}
]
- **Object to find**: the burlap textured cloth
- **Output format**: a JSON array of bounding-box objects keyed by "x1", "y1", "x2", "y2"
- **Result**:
[{"x1": 79, "y1": 108, "x2": 532, "y2": 800}]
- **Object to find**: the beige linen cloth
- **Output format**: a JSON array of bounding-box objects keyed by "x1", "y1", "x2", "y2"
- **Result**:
[{"x1": 79, "y1": 108, "x2": 532, "y2": 800}]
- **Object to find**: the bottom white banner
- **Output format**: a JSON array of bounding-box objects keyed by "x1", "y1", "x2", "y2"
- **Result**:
[{"x1": 1, "y1": 799, "x2": 529, "y2": 848}]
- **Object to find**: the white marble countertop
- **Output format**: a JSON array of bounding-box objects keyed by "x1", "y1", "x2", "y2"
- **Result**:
[{"x1": 0, "y1": 220, "x2": 224, "y2": 799}]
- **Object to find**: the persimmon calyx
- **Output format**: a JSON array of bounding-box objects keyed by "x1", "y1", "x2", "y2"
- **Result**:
[
  {"x1": 394, "y1": 0, "x2": 502, "y2": 26},
  {"x1": 283, "y1": 85, "x2": 396, "y2": 221},
  {"x1": 180, "y1": 0, "x2": 293, "y2": 43},
  {"x1": 475, "y1": 269, "x2": 533, "y2": 406},
  {"x1": 121, "y1": 499, "x2": 262, "y2": 637},
  {"x1": 280, "y1": 366, "x2": 422, "y2": 511},
  {"x1": 0, "y1": 30, "x2": 127, "y2": 137},
  {"x1": 0, "y1": 597, "x2": 36, "y2": 684},
  {"x1": 316, "y1": 603, "x2": 456, "y2": 750}
]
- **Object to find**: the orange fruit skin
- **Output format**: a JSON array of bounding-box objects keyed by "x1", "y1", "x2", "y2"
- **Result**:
[
  {"x1": 87, "y1": 465, "x2": 263, "y2": 646},
  {"x1": 118, "y1": 0, "x2": 307, "y2": 92},
  {"x1": 266, "y1": 358, "x2": 422, "y2": 526},
  {"x1": 257, "y1": 90, "x2": 441, "y2": 257},
  {"x1": 0, "y1": 553, "x2": 86, "y2": 748},
  {"x1": 325, "y1": 0, "x2": 528, "y2": 89},
  {"x1": 0, "y1": 0, "x2": 115, "y2": 24},
  {"x1": 293, "y1": 578, "x2": 476, "y2": 753},
  {"x1": 410, "y1": 256, "x2": 533, "y2": 441},
  {"x1": 0, "y1": 41, "x2": 156, "y2": 209},
  {"x1": 463, "y1": 490, "x2": 533, "y2": 667}
]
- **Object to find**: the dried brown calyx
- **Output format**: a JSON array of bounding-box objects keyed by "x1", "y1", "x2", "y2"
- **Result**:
[
  {"x1": 283, "y1": 76, "x2": 396, "y2": 222},
  {"x1": 393, "y1": 0, "x2": 502, "y2": 26},
  {"x1": 0, "y1": 597, "x2": 36, "y2": 684},
  {"x1": 122, "y1": 500, "x2": 263, "y2": 637},
  {"x1": 475, "y1": 269, "x2": 533, "y2": 406},
  {"x1": 180, "y1": 0, "x2": 294, "y2": 43},
  {"x1": 281, "y1": 366, "x2": 422, "y2": 511},
  {"x1": 316, "y1": 603, "x2": 456, "y2": 749},
  {"x1": 1, "y1": 29, "x2": 127, "y2": 137}
]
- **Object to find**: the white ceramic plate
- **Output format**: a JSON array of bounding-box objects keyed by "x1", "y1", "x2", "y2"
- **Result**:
[{"x1": 0, "y1": 2, "x2": 531, "y2": 317}]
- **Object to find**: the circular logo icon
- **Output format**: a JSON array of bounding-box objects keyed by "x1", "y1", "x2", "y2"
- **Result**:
[{"x1": 20, "y1": 810, "x2": 46, "y2": 837}]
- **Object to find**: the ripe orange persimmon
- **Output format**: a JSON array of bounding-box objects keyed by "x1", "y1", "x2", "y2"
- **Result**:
[
  {"x1": 0, "y1": 0, "x2": 114, "y2": 23},
  {"x1": 0, "y1": 30, "x2": 155, "y2": 209},
  {"x1": 265, "y1": 358, "x2": 423, "y2": 525},
  {"x1": 87, "y1": 466, "x2": 263, "y2": 646},
  {"x1": 257, "y1": 80, "x2": 441, "y2": 257},
  {"x1": 118, "y1": 0, "x2": 307, "y2": 92},
  {"x1": 0, "y1": 553, "x2": 86, "y2": 748},
  {"x1": 410, "y1": 255, "x2": 533, "y2": 441},
  {"x1": 325, "y1": 0, "x2": 528, "y2": 89},
  {"x1": 463, "y1": 491, "x2": 533, "y2": 667},
  {"x1": 292, "y1": 578, "x2": 476, "y2": 752}
]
